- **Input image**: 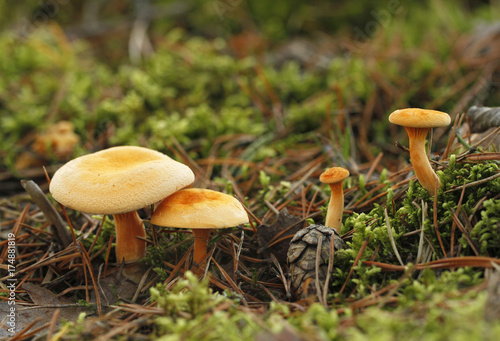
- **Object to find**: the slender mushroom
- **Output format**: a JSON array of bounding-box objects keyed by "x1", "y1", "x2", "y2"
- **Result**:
[
  {"x1": 49, "y1": 146, "x2": 194, "y2": 263},
  {"x1": 389, "y1": 108, "x2": 451, "y2": 194},
  {"x1": 319, "y1": 167, "x2": 350, "y2": 234},
  {"x1": 150, "y1": 188, "x2": 248, "y2": 272}
]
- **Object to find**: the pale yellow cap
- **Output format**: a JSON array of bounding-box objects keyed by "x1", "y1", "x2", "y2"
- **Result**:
[
  {"x1": 389, "y1": 108, "x2": 451, "y2": 128},
  {"x1": 49, "y1": 146, "x2": 195, "y2": 214},
  {"x1": 151, "y1": 188, "x2": 248, "y2": 229},
  {"x1": 320, "y1": 167, "x2": 350, "y2": 184}
]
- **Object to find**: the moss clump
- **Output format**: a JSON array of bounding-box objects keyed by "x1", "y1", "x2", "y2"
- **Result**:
[
  {"x1": 333, "y1": 160, "x2": 500, "y2": 298},
  {"x1": 150, "y1": 271, "x2": 288, "y2": 340},
  {"x1": 471, "y1": 198, "x2": 500, "y2": 255},
  {"x1": 346, "y1": 291, "x2": 500, "y2": 341}
]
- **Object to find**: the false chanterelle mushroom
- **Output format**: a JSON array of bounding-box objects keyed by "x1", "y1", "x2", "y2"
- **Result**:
[
  {"x1": 49, "y1": 146, "x2": 194, "y2": 263},
  {"x1": 319, "y1": 167, "x2": 350, "y2": 234},
  {"x1": 389, "y1": 108, "x2": 451, "y2": 194},
  {"x1": 151, "y1": 188, "x2": 249, "y2": 273},
  {"x1": 286, "y1": 167, "x2": 348, "y2": 297}
]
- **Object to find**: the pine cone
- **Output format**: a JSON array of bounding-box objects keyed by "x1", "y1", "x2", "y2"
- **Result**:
[{"x1": 287, "y1": 224, "x2": 346, "y2": 298}]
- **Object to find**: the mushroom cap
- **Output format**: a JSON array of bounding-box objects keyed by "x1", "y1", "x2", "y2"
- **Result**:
[
  {"x1": 320, "y1": 167, "x2": 350, "y2": 184},
  {"x1": 49, "y1": 146, "x2": 195, "y2": 214},
  {"x1": 151, "y1": 188, "x2": 248, "y2": 229},
  {"x1": 389, "y1": 108, "x2": 451, "y2": 128}
]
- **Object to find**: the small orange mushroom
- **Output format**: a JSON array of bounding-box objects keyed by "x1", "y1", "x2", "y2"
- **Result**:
[
  {"x1": 319, "y1": 167, "x2": 350, "y2": 234},
  {"x1": 50, "y1": 146, "x2": 194, "y2": 263},
  {"x1": 389, "y1": 108, "x2": 451, "y2": 194},
  {"x1": 151, "y1": 188, "x2": 249, "y2": 273}
]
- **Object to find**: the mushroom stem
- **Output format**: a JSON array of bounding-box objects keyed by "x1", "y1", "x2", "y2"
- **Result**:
[
  {"x1": 113, "y1": 211, "x2": 146, "y2": 263},
  {"x1": 324, "y1": 182, "x2": 344, "y2": 233},
  {"x1": 405, "y1": 127, "x2": 441, "y2": 194},
  {"x1": 191, "y1": 229, "x2": 212, "y2": 272}
]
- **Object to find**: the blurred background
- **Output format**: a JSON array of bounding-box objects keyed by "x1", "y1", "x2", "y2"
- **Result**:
[{"x1": 1, "y1": 0, "x2": 499, "y2": 196}]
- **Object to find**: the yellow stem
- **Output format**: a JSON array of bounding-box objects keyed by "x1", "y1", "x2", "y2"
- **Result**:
[
  {"x1": 113, "y1": 211, "x2": 146, "y2": 263},
  {"x1": 324, "y1": 182, "x2": 344, "y2": 234},
  {"x1": 406, "y1": 127, "x2": 441, "y2": 195}
]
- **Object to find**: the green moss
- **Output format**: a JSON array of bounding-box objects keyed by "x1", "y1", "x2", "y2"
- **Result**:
[
  {"x1": 3, "y1": 2, "x2": 500, "y2": 340},
  {"x1": 334, "y1": 160, "x2": 500, "y2": 298},
  {"x1": 150, "y1": 272, "x2": 287, "y2": 340},
  {"x1": 346, "y1": 291, "x2": 500, "y2": 341},
  {"x1": 471, "y1": 199, "x2": 500, "y2": 255}
]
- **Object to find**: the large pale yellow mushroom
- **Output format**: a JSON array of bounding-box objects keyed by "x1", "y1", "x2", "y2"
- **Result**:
[
  {"x1": 49, "y1": 146, "x2": 194, "y2": 263},
  {"x1": 319, "y1": 167, "x2": 350, "y2": 234},
  {"x1": 151, "y1": 188, "x2": 248, "y2": 272},
  {"x1": 389, "y1": 108, "x2": 451, "y2": 194}
]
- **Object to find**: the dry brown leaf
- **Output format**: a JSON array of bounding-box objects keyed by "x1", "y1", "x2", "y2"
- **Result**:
[{"x1": 0, "y1": 283, "x2": 88, "y2": 338}]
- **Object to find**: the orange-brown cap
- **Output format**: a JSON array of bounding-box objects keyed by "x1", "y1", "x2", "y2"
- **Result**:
[
  {"x1": 151, "y1": 188, "x2": 248, "y2": 229},
  {"x1": 389, "y1": 108, "x2": 451, "y2": 128},
  {"x1": 49, "y1": 146, "x2": 194, "y2": 214},
  {"x1": 319, "y1": 167, "x2": 350, "y2": 184}
]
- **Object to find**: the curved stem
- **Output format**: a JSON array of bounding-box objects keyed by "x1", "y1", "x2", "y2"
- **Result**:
[
  {"x1": 406, "y1": 127, "x2": 441, "y2": 194},
  {"x1": 113, "y1": 211, "x2": 146, "y2": 263},
  {"x1": 324, "y1": 182, "x2": 344, "y2": 233}
]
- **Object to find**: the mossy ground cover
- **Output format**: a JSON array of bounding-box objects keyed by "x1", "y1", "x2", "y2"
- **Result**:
[{"x1": 1, "y1": 1, "x2": 500, "y2": 340}]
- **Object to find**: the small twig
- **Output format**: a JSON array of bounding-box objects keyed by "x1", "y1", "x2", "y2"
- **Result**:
[
  {"x1": 59, "y1": 205, "x2": 78, "y2": 247},
  {"x1": 455, "y1": 145, "x2": 478, "y2": 162},
  {"x1": 10, "y1": 251, "x2": 80, "y2": 279},
  {"x1": 258, "y1": 283, "x2": 279, "y2": 303},
  {"x1": 451, "y1": 209, "x2": 480, "y2": 256},
  {"x1": 366, "y1": 152, "x2": 384, "y2": 180},
  {"x1": 268, "y1": 164, "x2": 321, "y2": 218},
  {"x1": 445, "y1": 172, "x2": 500, "y2": 193},
  {"x1": 8, "y1": 317, "x2": 44, "y2": 341},
  {"x1": 264, "y1": 200, "x2": 280, "y2": 216},
  {"x1": 443, "y1": 113, "x2": 463, "y2": 160},
  {"x1": 395, "y1": 141, "x2": 410, "y2": 154},
  {"x1": 20, "y1": 180, "x2": 73, "y2": 248},
  {"x1": 103, "y1": 235, "x2": 114, "y2": 276},
  {"x1": 234, "y1": 230, "x2": 245, "y2": 277},
  {"x1": 88, "y1": 215, "x2": 107, "y2": 255},
  {"x1": 365, "y1": 256, "x2": 500, "y2": 271},
  {"x1": 212, "y1": 258, "x2": 245, "y2": 299},
  {"x1": 270, "y1": 253, "x2": 291, "y2": 300},
  {"x1": 455, "y1": 128, "x2": 472, "y2": 149},
  {"x1": 433, "y1": 186, "x2": 447, "y2": 257},
  {"x1": 163, "y1": 244, "x2": 193, "y2": 285},
  {"x1": 450, "y1": 184, "x2": 467, "y2": 257},
  {"x1": 267, "y1": 211, "x2": 322, "y2": 247},
  {"x1": 464, "y1": 153, "x2": 500, "y2": 162},
  {"x1": 415, "y1": 200, "x2": 426, "y2": 264},
  {"x1": 314, "y1": 235, "x2": 325, "y2": 305},
  {"x1": 322, "y1": 231, "x2": 336, "y2": 306},
  {"x1": 241, "y1": 203, "x2": 261, "y2": 230},
  {"x1": 79, "y1": 241, "x2": 102, "y2": 316},
  {"x1": 384, "y1": 208, "x2": 404, "y2": 266},
  {"x1": 473, "y1": 126, "x2": 500, "y2": 149},
  {"x1": 340, "y1": 236, "x2": 370, "y2": 295},
  {"x1": 96, "y1": 263, "x2": 109, "y2": 307},
  {"x1": 45, "y1": 308, "x2": 60, "y2": 341},
  {"x1": 0, "y1": 205, "x2": 30, "y2": 266}
]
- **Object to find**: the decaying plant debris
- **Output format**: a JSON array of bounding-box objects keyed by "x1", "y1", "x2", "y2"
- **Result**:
[
  {"x1": 1, "y1": 118, "x2": 499, "y2": 340},
  {"x1": 1, "y1": 1, "x2": 500, "y2": 340}
]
